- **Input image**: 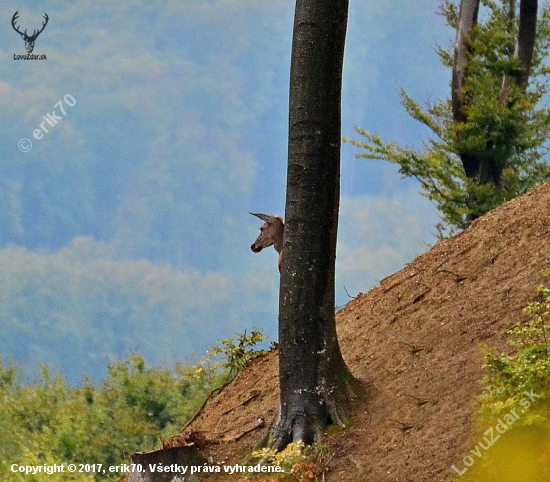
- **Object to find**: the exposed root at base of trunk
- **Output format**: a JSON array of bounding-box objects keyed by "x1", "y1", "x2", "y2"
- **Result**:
[{"x1": 260, "y1": 371, "x2": 358, "y2": 452}]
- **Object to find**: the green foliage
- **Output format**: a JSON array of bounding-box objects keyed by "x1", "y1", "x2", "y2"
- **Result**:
[
  {"x1": 0, "y1": 330, "x2": 269, "y2": 482},
  {"x1": 208, "y1": 329, "x2": 269, "y2": 381},
  {"x1": 455, "y1": 284, "x2": 550, "y2": 481},
  {"x1": 346, "y1": 0, "x2": 550, "y2": 236},
  {"x1": 0, "y1": 353, "x2": 224, "y2": 482},
  {"x1": 482, "y1": 285, "x2": 550, "y2": 415}
]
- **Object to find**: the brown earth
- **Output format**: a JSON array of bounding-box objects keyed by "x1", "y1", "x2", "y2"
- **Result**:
[{"x1": 165, "y1": 182, "x2": 550, "y2": 481}]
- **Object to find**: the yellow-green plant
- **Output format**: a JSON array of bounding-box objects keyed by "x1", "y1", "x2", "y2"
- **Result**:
[
  {"x1": 249, "y1": 441, "x2": 330, "y2": 481},
  {"x1": 482, "y1": 285, "x2": 550, "y2": 415},
  {"x1": 454, "y1": 285, "x2": 550, "y2": 481},
  {"x1": 208, "y1": 329, "x2": 269, "y2": 382}
]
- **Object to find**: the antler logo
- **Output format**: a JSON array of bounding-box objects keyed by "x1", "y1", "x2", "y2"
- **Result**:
[{"x1": 11, "y1": 11, "x2": 48, "y2": 54}]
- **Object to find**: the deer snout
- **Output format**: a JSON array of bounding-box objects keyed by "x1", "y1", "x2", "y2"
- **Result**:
[{"x1": 251, "y1": 243, "x2": 263, "y2": 253}]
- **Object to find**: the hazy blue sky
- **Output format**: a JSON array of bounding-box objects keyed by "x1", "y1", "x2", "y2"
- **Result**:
[{"x1": 0, "y1": 0, "x2": 453, "y2": 377}]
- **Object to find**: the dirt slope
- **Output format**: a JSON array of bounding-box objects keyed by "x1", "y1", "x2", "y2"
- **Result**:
[{"x1": 168, "y1": 182, "x2": 550, "y2": 481}]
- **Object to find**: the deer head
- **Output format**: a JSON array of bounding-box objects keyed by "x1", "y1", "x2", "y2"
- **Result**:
[
  {"x1": 12, "y1": 11, "x2": 48, "y2": 54},
  {"x1": 250, "y1": 212, "x2": 284, "y2": 271}
]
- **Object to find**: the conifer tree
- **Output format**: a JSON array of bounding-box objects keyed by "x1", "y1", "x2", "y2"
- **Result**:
[{"x1": 347, "y1": 0, "x2": 550, "y2": 235}]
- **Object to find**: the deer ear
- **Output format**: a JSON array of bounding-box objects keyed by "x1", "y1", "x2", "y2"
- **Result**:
[{"x1": 250, "y1": 212, "x2": 271, "y2": 222}]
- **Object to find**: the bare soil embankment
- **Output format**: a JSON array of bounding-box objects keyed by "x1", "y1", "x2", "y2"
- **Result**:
[{"x1": 167, "y1": 182, "x2": 550, "y2": 481}]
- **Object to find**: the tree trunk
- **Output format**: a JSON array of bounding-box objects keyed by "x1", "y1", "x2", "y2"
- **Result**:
[
  {"x1": 515, "y1": 0, "x2": 538, "y2": 88},
  {"x1": 452, "y1": 0, "x2": 479, "y2": 125},
  {"x1": 265, "y1": 0, "x2": 356, "y2": 450},
  {"x1": 452, "y1": 0, "x2": 480, "y2": 181},
  {"x1": 501, "y1": 0, "x2": 538, "y2": 96}
]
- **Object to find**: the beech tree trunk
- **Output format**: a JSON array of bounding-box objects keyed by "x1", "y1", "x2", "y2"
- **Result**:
[{"x1": 265, "y1": 0, "x2": 355, "y2": 450}]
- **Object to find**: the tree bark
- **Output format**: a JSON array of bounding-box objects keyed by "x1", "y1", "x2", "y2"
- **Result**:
[
  {"x1": 515, "y1": 0, "x2": 538, "y2": 88},
  {"x1": 452, "y1": 0, "x2": 479, "y2": 125},
  {"x1": 501, "y1": 0, "x2": 538, "y2": 97},
  {"x1": 265, "y1": 0, "x2": 355, "y2": 450},
  {"x1": 452, "y1": 0, "x2": 480, "y2": 180}
]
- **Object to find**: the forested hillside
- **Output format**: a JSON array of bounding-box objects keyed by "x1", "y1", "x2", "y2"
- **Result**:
[
  {"x1": 0, "y1": 0, "x2": 445, "y2": 382},
  {"x1": 0, "y1": 238, "x2": 245, "y2": 382}
]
